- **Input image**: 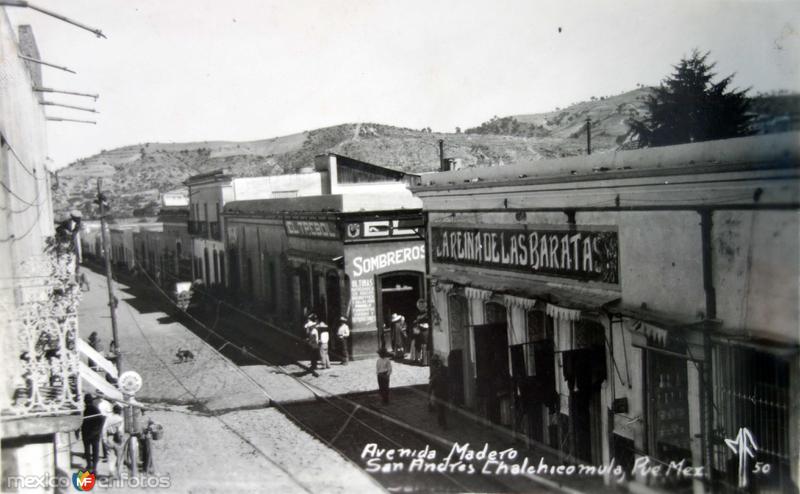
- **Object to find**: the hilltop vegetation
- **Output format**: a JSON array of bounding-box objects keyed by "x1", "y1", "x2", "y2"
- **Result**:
[{"x1": 54, "y1": 88, "x2": 799, "y2": 219}]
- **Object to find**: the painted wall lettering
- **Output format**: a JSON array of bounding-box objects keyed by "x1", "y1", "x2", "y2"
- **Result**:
[{"x1": 431, "y1": 226, "x2": 619, "y2": 284}]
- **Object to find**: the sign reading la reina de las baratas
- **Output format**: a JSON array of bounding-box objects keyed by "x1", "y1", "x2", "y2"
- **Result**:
[{"x1": 431, "y1": 226, "x2": 619, "y2": 284}]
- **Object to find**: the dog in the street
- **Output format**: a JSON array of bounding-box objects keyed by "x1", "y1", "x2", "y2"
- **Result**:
[{"x1": 175, "y1": 348, "x2": 195, "y2": 363}]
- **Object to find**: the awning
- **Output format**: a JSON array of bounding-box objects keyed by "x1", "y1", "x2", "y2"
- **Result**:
[
  {"x1": 286, "y1": 249, "x2": 343, "y2": 269},
  {"x1": 603, "y1": 300, "x2": 696, "y2": 332},
  {"x1": 431, "y1": 268, "x2": 619, "y2": 319},
  {"x1": 603, "y1": 300, "x2": 708, "y2": 351}
]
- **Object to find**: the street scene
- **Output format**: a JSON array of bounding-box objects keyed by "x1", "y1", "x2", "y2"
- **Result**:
[{"x1": 2, "y1": 1, "x2": 800, "y2": 493}]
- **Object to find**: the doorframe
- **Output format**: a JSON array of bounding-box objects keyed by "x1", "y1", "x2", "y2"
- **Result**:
[{"x1": 373, "y1": 270, "x2": 425, "y2": 329}]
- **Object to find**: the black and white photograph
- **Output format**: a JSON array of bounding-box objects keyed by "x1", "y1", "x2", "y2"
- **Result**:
[{"x1": 1, "y1": 1, "x2": 799, "y2": 492}]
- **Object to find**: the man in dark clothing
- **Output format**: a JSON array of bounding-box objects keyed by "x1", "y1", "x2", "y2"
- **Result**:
[{"x1": 81, "y1": 393, "x2": 105, "y2": 472}]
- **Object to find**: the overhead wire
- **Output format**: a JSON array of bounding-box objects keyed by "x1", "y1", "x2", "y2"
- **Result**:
[
  {"x1": 119, "y1": 298, "x2": 317, "y2": 494},
  {"x1": 126, "y1": 260, "x2": 475, "y2": 492}
]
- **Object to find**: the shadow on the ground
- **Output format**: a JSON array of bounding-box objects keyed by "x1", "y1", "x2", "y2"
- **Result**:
[{"x1": 81, "y1": 262, "x2": 303, "y2": 367}]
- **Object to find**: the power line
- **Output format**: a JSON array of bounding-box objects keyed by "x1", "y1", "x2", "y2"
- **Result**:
[
  {"x1": 128, "y1": 262, "x2": 472, "y2": 491},
  {"x1": 0, "y1": 131, "x2": 47, "y2": 181},
  {"x1": 119, "y1": 269, "x2": 392, "y2": 492}
]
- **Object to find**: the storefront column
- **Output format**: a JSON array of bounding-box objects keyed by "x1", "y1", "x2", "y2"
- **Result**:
[{"x1": 431, "y1": 286, "x2": 451, "y2": 359}]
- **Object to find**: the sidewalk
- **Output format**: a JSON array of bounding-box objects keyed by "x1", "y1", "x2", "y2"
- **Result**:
[{"x1": 74, "y1": 268, "x2": 385, "y2": 493}]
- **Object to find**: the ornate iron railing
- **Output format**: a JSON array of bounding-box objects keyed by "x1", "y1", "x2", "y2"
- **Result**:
[{"x1": 1, "y1": 245, "x2": 82, "y2": 418}]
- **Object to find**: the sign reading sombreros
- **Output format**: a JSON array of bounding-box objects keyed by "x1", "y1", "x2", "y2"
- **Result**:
[{"x1": 118, "y1": 370, "x2": 143, "y2": 395}]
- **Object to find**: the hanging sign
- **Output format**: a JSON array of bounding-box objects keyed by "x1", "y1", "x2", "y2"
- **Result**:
[{"x1": 432, "y1": 225, "x2": 619, "y2": 284}]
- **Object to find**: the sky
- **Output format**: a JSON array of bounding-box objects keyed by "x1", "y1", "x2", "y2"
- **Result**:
[{"x1": 7, "y1": 0, "x2": 800, "y2": 168}]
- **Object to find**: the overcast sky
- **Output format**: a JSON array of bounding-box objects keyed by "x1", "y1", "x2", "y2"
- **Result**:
[{"x1": 8, "y1": 0, "x2": 800, "y2": 168}]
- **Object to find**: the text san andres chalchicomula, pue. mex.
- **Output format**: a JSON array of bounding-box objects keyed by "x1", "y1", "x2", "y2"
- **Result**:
[{"x1": 361, "y1": 442, "x2": 708, "y2": 483}]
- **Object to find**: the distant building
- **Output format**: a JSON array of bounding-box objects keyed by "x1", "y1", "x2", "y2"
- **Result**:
[{"x1": 171, "y1": 153, "x2": 426, "y2": 357}]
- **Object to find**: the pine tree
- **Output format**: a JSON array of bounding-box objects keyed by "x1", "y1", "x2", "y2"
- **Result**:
[{"x1": 628, "y1": 50, "x2": 754, "y2": 147}]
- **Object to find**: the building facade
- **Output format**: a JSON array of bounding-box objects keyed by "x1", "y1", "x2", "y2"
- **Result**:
[
  {"x1": 224, "y1": 193, "x2": 425, "y2": 358},
  {"x1": 412, "y1": 132, "x2": 800, "y2": 493},
  {"x1": 1, "y1": 15, "x2": 80, "y2": 488},
  {"x1": 221, "y1": 153, "x2": 425, "y2": 357}
]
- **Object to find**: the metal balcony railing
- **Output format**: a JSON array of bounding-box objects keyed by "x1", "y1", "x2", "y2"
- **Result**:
[{"x1": 2, "y1": 250, "x2": 82, "y2": 418}]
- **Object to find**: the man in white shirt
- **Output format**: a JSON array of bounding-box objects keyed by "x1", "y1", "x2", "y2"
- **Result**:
[
  {"x1": 318, "y1": 321, "x2": 331, "y2": 369},
  {"x1": 336, "y1": 316, "x2": 350, "y2": 365},
  {"x1": 307, "y1": 314, "x2": 320, "y2": 372}
]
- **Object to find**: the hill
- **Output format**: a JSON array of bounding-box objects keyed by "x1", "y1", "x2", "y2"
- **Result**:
[{"x1": 54, "y1": 88, "x2": 799, "y2": 219}]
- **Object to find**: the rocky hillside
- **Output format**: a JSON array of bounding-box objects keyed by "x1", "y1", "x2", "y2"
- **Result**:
[{"x1": 54, "y1": 88, "x2": 799, "y2": 219}]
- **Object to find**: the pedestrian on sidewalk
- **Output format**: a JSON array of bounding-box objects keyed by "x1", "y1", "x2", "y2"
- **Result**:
[
  {"x1": 318, "y1": 321, "x2": 331, "y2": 369},
  {"x1": 80, "y1": 393, "x2": 105, "y2": 472},
  {"x1": 409, "y1": 321, "x2": 420, "y2": 362},
  {"x1": 430, "y1": 358, "x2": 449, "y2": 429},
  {"x1": 336, "y1": 316, "x2": 350, "y2": 365},
  {"x1": 419, "y1": 322, "x2": 430, "y2": 366},
  {"x1": 376, "y1": 349, "x2": 392, "y2": 404},
  {"x1": 102, "y1": 404, "x2": 124, "y2": 477},
  {"x1": 306, "y1": 315, "x2": 320, "y2": 371}
]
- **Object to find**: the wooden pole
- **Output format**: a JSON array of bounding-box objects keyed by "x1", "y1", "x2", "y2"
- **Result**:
[{"x1": 98, "y1": 179, "x2": 122, "y2": 372}]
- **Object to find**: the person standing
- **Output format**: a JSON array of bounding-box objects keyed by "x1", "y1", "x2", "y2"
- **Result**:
[
  {"x1": 318, "y1": 321, "x2": 331, "y2": 369},
  {"x1": 103, "y1": 404, "x2": 124, "y2": 477},
  {"x1": 307, "y1": 316, "x2": 320, "y2": 372},
  {"x1": 409, "y1": 321, "x2": 420, "y2": 362},
  {"x1": 80, "y1": 393, "x2": 105, "y2": 472},
  {"x1": 336, "y1": 316, "x2": 350, "y2": 365},
  {"x1": 419, "y1": 322, "x2": 430, "y2": 366},
  {"x1": 376, "y1": 349, "x2": 392, "y2": 404}
]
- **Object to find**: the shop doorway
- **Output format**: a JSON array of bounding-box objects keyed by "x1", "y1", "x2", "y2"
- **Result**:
[
  {"x1": 376, "y1": 271, "x2": 424, "y2": 328},
  {"x1": 563, "y1": 343, "x2": 606, "y2": 463},
  {"x1": 474, "y1": 320, "x2": 510, "y2": 425},
  {"x1": 447, "y1": 294, "x2": 469, "y2": 405}
]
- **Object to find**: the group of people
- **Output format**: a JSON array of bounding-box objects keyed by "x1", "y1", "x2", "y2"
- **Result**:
[
  {"x1": 79, "y1": 393, "x2": 125, "y2": 475},
  {"x1": 80, "y1": 392, "x2": 161, "y2": 476},
  {"x1": 305, "y1": 313, "x2": 350, "y2": 371},
  {"x1": 379, "y1": 312, "x2": 429, "y2": 365}
]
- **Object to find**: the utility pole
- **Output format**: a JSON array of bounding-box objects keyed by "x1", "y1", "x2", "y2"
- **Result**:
[
  {"x1": 97, "y1": 178, "x2": 121, "y2": 373},
  {"x1": 586, "y1": 117, "x2": 592, "y2": 155},
  {"x1": 438, "y1": 139, "x2": 446, "y2": 171}
]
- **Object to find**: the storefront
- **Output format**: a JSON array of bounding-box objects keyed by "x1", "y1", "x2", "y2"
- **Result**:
[
  {"x1": 413, "y1": 132, "x2": 800, "y2": 492},
  {"x1": 283, "y1": 214, "x2": 427, "y2": 357},
  {"x1": 425, "y1": 223, "x2": 621, "y2": 463}
]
